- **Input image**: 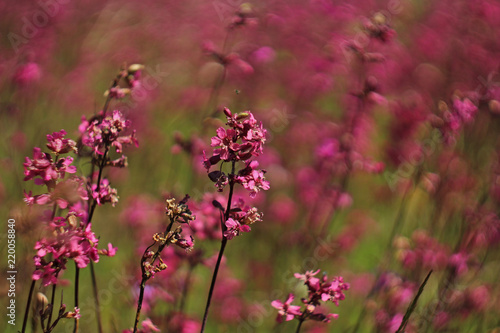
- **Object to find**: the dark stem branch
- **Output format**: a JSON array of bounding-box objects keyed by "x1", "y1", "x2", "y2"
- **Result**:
[
  {"x1": 133, "y1": 280, "x2": 147, "y2": 333},
  {"x1": 200, "y1": 161, "x2": 236, "y2": 332},
  {"x1": 295, "y1": 318, "x2": 305, "y2": 333},
  {"x1": 133, "y1": 220, "x2": 175, "y2": 333},
  {"x1": 46, "y1": 271, "x2": 60, "y2": 329},
  {"x1": 21, "y1": 280, "x2": 36, "y2": 333}
]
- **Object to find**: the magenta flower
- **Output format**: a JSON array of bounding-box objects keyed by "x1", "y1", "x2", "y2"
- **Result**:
[
  {"x1": 46, "y1": 130, "x2": 77, "y2": 155},
  {"x1": 31, "y1": 215, "x2": 112, "y2": 286},
  {"x1": 80, "y1": 110, "x2": 138, "y2": 155},
  {"x1": 274, "y1": 272, "x2": 349, "y2": 326},
  {"x1": 235, "y1": 161, "x2": 270, "y2": 198},
  {"x1": 223, "y1": 218, "x2": 251, "y2": 240},
  {"x1": 123, "y1": 318, "x2": 160, "y2": 333},
  {"x1": 91, "y1": 179, "x2": 119, "y2": 207},
  {"x1": 23, "y1": 147, "x2": 77, "y2": 186},
  {"x1": 99, "y1": 243, "x2": 118, "y2": 257},
  {"x1": 23, "y1": 191, "x2": 51, "y2": 205},
  {"x1": 175, "y1": 235, "x2": 195, "y2": 251},
  {"x1": 294, "y1": 269, "x2": 321, "y2": 287},
  {"x1": 271, "y1": 294, "x2": 302, "y2": 323},
  {"x1": 211, "y1": 127, "x2": 238, "y2": 161},
  {"x1": 452, "y1": 97, "x2": 477, "y2": 124},
  {"x1": 204, "y1": 108, "x2": 267, "y2": 169}
]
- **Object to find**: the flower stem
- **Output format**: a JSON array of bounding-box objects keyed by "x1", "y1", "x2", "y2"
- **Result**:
[
  {"x1": 200, "y1": 162, "x2": 236, "y2": 332},
  {"x1": 84, "y1": 147, "x2": 108, "y2": 333},
  {"x1": 90, "y1": 261, "x2": 103, "y2": 333},
  {"x1": 133, "y1": 280, "x2": 147, "y2": 333},
  {"x1": 179, "y1": 265, "x2": 194, "y2": 314},
  {"x1": 134, "y1": 221, "x2": 175, "y2": 332},
  {"x1": 200, "y1": 238, "x2": 227, "y2": 333},
  {"x1": 46, "y1": 271, "x2": 60, "y2": 329},
  {"x1": 73, "y1": 263, "x2": 80, "y2": 333},
  {"x1": 21, "y1": 279, "x2": 36, "y2": 333},
  {"x1": 87, "y1": 147, "x2": 109, "y2": 223},
  {"x1": 295, "y1": 319, "x2": 304, "y2": 333}
]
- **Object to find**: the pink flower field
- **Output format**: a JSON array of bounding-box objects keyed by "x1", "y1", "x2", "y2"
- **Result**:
[{"x1": 1, "y1": 0, "x2": 500, "y2": 332}]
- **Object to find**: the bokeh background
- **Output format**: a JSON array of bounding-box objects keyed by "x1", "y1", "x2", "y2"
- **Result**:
[{"x1": 2, "y1": 0, "x2": 500, "y2": 332}]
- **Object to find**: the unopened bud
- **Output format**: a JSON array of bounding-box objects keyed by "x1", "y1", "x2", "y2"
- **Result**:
[
  {"x1": 489, "y1": 100, "x2": 500, "y2": 114},
  {"x1": 67, "y1": 214, "x2": 79, "y2": 228},
  {"x1": 393, "y1": 236, "x2": 410, "y2": 249},
  {"x1": 236, "y1": 112, "x2": 250, "y2": 120},
  {"x1": 373, "y1": 12, "x2": 386, "y2": 25},
  {"x1": 35, "y1": 292, "x2": 49, "y2": 314},
  {"x1": 128, "y1": 64, "x2": 144, "y2": 74},
  {"x1": 306, "y1": 304, "x2": 315, "y2": 313},
  {"x1": 239, "y1": 3, "x2": 253, "y2": 15},
  {"x1": 438, "y1": 100, "x2": 448, "y2": 114}
]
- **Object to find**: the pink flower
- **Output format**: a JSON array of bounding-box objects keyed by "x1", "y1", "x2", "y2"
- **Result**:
[
  {"x1": 80, "y1": 110, "x2": 138, "y2": 155},
  {"x1": 452, "y1": 97, "x2": 477, "y2": 124},
  {"x1": 23, "y1": 148, "x2": 77, "y2": 188},
  {"x1": 204, "y1": 108, "x2": 267, "y2": 167},
  {"x1": 99, "y1": 243, "x2": 118, "y2": 257},
  {"x1": 449, "y1": 252, "x2": 470, "y2": 276},
  {"x1": 235, "y1": 161, "x2": 270, "y2": 198},
  {"x1": 295, "y1": 269, "x2": 321, "y2": 287},
  {"x1": 23, "y1": 191, "x2": 51, "y2": 205},
  {"x1": 271, "y1": 294, "x2": 302, "y2": 323},
  {"x1": 176, "y1": 236, "x2": 195, "y2": 251},
  {"x1": 12, "y1": 62, "x2": 41, "y2": 86},
  {"x1": 123, "y1": 318, "x2": 160, "y2": 333},
  {"x1": 46, "y1": 130, "x2": 77, "y2": 154},
  {"x1": 91, "y1": 179, "x2": 119, "y2": 207},
  {"x1": 224, "y1": 218, "x2": 251, "y2": 240}
]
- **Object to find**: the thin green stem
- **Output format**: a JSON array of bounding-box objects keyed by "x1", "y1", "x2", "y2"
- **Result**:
[
  {"x1": 73, "y1": 263, "x2": 80, "y2": 333},
  {"x1": 295, "y1": 319, "x2": 304, "y2": 333},
  {"x1": 179, "y1": 265, "x2": 194, "y2": 314},
  {"x1": 46, "y1": 271, "x2": 60, "y2": 329},
  {"x1": 90, "y1": 261, "x2": 103, "y2": 333}
]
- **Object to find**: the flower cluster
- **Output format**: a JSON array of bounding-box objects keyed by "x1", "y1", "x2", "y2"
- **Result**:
[
  {"x1": 272, "y1": 270, "x2": 349, "y2": 325},
  {"x1": 105, "y1": 64, "x2": 144, "y2": 99},
  {"x1": 140, "y1": 196, "x2": 196, "y2": 279},
  {"x1": 223, "y1": 197, "x2": 263, "y2": 240},
  {"x1": 204, "y1": 107, "x2": 269, "y2": 198},
  {"x1": 433, "y1": 96, "x2": 479, "y2": 144},
  {"x1": 23, "y1": 130, "x2": 78, "y2": 189},
  {"x1": 33, "y1": 214, "x2": 116, "y2": 286},
  {"x1": 79, "y1": 109, "x2": 138, "y2": 156},
  {"x1": 394, "y1": 230, "x2": 450, "y2": 274},
  {"x1": 91, "y1": 178, "x2": 119, "y2": 207}
]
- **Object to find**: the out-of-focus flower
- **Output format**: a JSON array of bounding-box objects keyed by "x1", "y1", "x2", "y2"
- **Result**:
[{"x1": 271, "y1": 294, "x2": 302, "y2": 323}]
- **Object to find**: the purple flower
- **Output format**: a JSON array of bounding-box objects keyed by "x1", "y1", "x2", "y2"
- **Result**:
[
  {"x1": 46, "y1": 130, "x2": 77, "y2": 154},
  {"x1": 91, "y1": 179, "x2": 119, "y2": 207},
  {"x1": 294, "y1": 269, "x2": 321, "y2": 287},
  {"x1": 23, "y1": 148, "x2": 77, "y2": 187},
  {"x1": 235, "y1": 161, "x2": 270, "y2": 198},
  {"x1": 80, "y1": 110, "x2": 138, "y2": 155},
  {"x1": 271, "y1": 294, "x2": 302, "y2": 323},
  {"x1": 224, "y1": 218, "x2": 251, "y2": 240}
]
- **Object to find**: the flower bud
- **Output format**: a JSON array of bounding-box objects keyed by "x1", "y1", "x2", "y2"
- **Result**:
[
  {"x1": 35, "y1": 292, "x2": 49, "y2": 314},
  {"x1": 128, "y1": 64, "x2": 144, "y2": 74}
]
